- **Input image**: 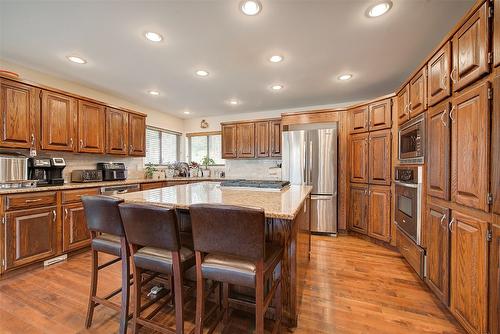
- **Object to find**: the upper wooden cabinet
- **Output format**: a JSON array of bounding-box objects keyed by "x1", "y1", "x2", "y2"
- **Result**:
[
  {"x1": 349, "y1": 106, "x2": 369, "y2": 133},
  {"x1": 255, "y1": 121, "x2": 270, "y2": 157},
  {"x1": 78, "y1": 100, "x2": 105, "y2": 154},
  {"x1": 221, "y1": 124, "x2": 237, "y2": 159},
  {"x1": 236, "y1": 122, "x2": 255, "y2": 158},
  {"x1": 368, "y1": 99, "x2": 391, "y2": 131},
  {"x1": 427, "y1": 42, "x2": 451, "y2": 106},
  {"x1": 368, "y1": 129, "x2": 391, "y2": 185},
  {"x1": 452, "y1": 2, "x2": 490, "y2": 92},
  {"x1": 106, "y1": 107, "x2": 129, "y2": 155},
  {"x1": 367, "y1": 185, "x2": 391, "y2": 242},
  {"x1": 128, "y1": 113, "x2": 146, "y2": 156},
  {"x1": 269, "y1": 119, "x2": 282, "y2": 157},
  {"x1": 451, "y1": 82, "x2": 490, "y2": 212},
  {"x1": 492, "y1": 74, "x2": 500, "y2": 215},
  {"x1": 396, "y1": 84, "x2": 410, "y2": 125},
  {"x1": 427, "y1": 99, "x2": 451, "y2": 200},
  {"x1": 495, "y1": 0, "x2": 500, "y2": 68},
  {"x1": 349, "y1": 132, "x2": 369, "y2": 183},
  {"x1": 0, "y1": 79, "x2": 37, "y2": 149},
  {"x1": 40, "y1": 90, "x2": 77, "y2": 152},
  {"x1": 450, "y1": 210, "x2": 489, "y2": 334},
  {"x1": 409, "y1": 67, "x2": 428, "y2": 118},
  {"x1": 349, "y1": 183, "x2": 368, "y2": 234}
]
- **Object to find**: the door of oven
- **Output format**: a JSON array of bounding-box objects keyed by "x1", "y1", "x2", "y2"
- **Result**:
[{"x1": 395, "y1": 182, "x2": 420, "y2": 244}]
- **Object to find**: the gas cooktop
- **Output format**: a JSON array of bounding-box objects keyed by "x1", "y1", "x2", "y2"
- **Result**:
[{"x1": 220, "y1": 179, "x2": 290, "y2": 189}]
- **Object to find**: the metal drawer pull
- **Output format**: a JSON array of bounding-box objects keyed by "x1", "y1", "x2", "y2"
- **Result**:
[
  {"x1": 440, "y1": 110, "x2": 447, "y2": 127},
  {"x1": 448, "y1": 218, "x2": 455, "y2": 232},
  {"x1": 25, "y1": 198, "x2": 42, "y2": 203}
]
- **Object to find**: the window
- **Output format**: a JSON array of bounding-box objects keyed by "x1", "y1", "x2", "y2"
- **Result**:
[
  {"x1": 187, "y1": 132, "x2": 224, "y2": 165},
  {"x1": 145, "y1": 126, "x2": 180, "y2": 165}
]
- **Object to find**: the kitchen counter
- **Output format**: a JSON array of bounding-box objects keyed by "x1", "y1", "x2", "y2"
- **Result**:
[{"x1": 115, "y1": 181, "x2": 312, "y2": 220}]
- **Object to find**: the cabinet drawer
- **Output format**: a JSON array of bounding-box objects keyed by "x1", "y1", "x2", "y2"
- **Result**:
[
  {"x1": 62, "y1": 187, "x2": 99, "y2": 204},
  {"x1": 5, "y1": 192, "x2": 57, "y2": 211},
  {"x1": 396, "y1": 225, "x2": 425, "y2": 278},
  {"x1": 141, "y1": 182, "x2": 165, "y2": 191}
]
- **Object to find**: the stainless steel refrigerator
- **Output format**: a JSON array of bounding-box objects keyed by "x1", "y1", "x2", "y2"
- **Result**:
[{"x1": 282, "y1": 123, "x2": 338, "y2": 234}]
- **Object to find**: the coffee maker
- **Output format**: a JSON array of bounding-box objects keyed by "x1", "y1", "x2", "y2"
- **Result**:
[{"x1": 28, "y1": 157, "x2": 66, "y2": 186}]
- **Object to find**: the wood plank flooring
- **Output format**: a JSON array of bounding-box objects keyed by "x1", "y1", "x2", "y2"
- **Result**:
[{"x1": 0, "y1": 235, "x2": 464, "y2": 333}]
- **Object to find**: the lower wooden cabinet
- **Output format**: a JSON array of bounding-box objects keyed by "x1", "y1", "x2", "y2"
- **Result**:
[
  {"x1": 490, "y1": 219, "x2": 499, "y2": 334},
  {"x1": 450, "y1": 210, "x2": 489, "y2": 334},
  {"x1": 396, "y1": 225, "x2": 425, "y2": 278},
  {"x1": 349, "y1": 183, "x2": 368, "y2": 234},
  {"x1": 4, "y1": 206, "x2": 58, "y2": 270},
  {"x1": 62, "y1": 203, "x2": 91, "y2": 252},
  {"x1": 141, "y1": 181, "x2": 166, "y2": 190}
]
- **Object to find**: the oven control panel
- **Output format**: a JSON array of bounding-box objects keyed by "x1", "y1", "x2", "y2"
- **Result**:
[{"x1": 395, "y1": 167, "x2": 419, "y2": 184}]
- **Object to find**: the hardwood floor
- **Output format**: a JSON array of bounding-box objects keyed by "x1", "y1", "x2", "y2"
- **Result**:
[{"x1": 0, "y1": 235, "x2": 464, "y2": 334}]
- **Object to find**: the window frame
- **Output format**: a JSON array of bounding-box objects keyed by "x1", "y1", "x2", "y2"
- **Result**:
[
  {"x1": 145, "y1": 125, "x2": 181, "y2": 166},
  {"x1": 187, "y1": 131, "x2": 225, "y2": 166}
]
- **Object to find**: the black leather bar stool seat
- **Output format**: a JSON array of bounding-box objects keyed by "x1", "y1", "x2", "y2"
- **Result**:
[
  {"x1": 92, "y1": 233, "x2": 122, "y2": 256},
  {"x1": 133, "y1": 246, "x2": 195, "y2": 274}
]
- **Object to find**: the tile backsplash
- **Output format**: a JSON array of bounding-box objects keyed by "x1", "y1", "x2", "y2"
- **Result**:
[{"x1": 224, "y1": 159, "x2": 282, "y2": 180}]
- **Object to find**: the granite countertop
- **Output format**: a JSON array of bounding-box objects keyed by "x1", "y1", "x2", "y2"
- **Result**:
[
  {"x1": 114, "y1": 181, "x2": 313, "y2": 220},
  {"x1": 0, "y1": 177, "x2": 225, "y2": 195}
]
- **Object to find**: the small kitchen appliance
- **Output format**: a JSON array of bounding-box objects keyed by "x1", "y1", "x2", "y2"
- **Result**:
[
  {"x1": 0, "y1": 152, "x2": 35, "y2": 188},
  {"x1": 97, "y1": 162, "x2": 127, "y2": 181},
  {"x1": 28, "y1": 157, "x2": 66, "y2": 186},
  {"x1": 398, "y1": 114, "x2": 425, "y2": 164},
  {"x1": 71, "y1": 169, "x2": 103, "y2": 183}
]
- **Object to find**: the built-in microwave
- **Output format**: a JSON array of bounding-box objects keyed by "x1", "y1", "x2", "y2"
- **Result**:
[{"x1": 398, "y1": 114, "x2": 425, "y2": 164}]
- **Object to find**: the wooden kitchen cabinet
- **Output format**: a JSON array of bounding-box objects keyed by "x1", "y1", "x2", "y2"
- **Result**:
[
  {"x1": 396, "y1": 84, "x2": 410, "y2": 125},
  {"x1": 427, "y1": 99, "x2": 451, "y2": 200},
  {"x1": 490, "y1": 218, "x2": 499, "y2": 334},
  {"x1": 269, "y1": 119, "x2": 282, "y2": 157},
  {"x1": 492, "y1": 74, "x2": 500, "y2": 215},
  {"x1": 255, "y1": 121, "x2": 270, "y2": 157},
  {"x1": 0, "y1": 79, "x2": 37, "y2": 149},
  {"x1": 450, "y1": 210, "x2": 489, "y2": 334},
  {"x1": 451, "y1": 82, "x2": 490, "y2": 212},
  {"x1": 452, "y1": 2, "x2": 490, "y2": 92},
  {"x1": 349, "y1": 132, "x2": 369, "y2": 183},
  {"x1": 427, "y1": 42, "x2": 451, "y2": 106},
  {"x1": 368, "y1": 129, "x2": 391, "y2": 185},
  {"x1": 221, "y1": 124, "x2": 237, "y2": 159},
  {"x1": 41, "y1": 90, "x2": 77, "y2": 151},
  {"x1": 106, "y1": 107, "x2": 129, "y2": 155},
  {"x1": 367, "y1": 185, "x2": 391, "y2": 242},
  {"x1": 4, "y1": 206, "x2": 58, "y2": 270},
  {"x1": 349, "y1": 106, "x2": 369, "y2": 133},
  {"x1": 78, "y1": 100, "x2": 105, "y2": 154},
  {"x1": 495, "y1": 0, "x2": 500, "y2": 68},
  {"x1": 368, "y1": 99, "x2": 391, "y2": 131},
  {"x1": 236, "y1": 122, "x2": 255, "y2": 158},
  {"x1": 349, "y1": 183, "x2": 368, "y2": 234},
  {"x1": 62, "y1": 203, "x2": 90, "y2": 252},
  {"x1": 425, "y1": 203, "x2": 450, "y2": 305},
  {"x1": 128, "y1": 113, "x2": 146, "y2": 156},
  {"x1": 409, "y1": 67, "x2": 427, "y2": 118}
]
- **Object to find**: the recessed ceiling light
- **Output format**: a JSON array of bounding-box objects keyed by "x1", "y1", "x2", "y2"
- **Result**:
[
  {"x1": 269, "y1": 55, "x2": 284, "y2": 63},
  {"x1": 240, "y1": 0, "x2": 262, "y2": 16},
  {"x1": 195, "y1": 70, "x2": 209, "y2": 77},
  {"x1": 338, "y1": 74, "x2": 353, "y2": 81},
  {"x1": 148, "y1": 90, "x2": 160, "y2": 96},
  {"x1": 66, "y1": 56, "x2": 87, "y2": 64},
  {"x1": 144, "y1": 31, "x2": 163, "y2": 42},
  {"x1": 183, "y1": 111, "x2": 190, "y2": 115},
  {"x1": 367, "y1": 1, "x2": 392, "y2": 18},
  {"x1": 271, "y1": 84, "x2": 284, "y2": 91},
  {"x1": 228, "y1": 99, "x2": 240, "y2": 105}
]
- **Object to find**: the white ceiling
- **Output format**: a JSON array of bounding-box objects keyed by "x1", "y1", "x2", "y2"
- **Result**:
[{"x1": 0, "y1": 0, "x2": 473, "y2": 119}]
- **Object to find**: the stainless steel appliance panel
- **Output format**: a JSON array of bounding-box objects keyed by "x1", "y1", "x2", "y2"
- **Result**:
[
  {"x1": 282, "y1": 130, "x2": 307, "y2": 185},
  {"x1": 309, "y1": 127, "x2": 337, "y2": 195},
  {"x1": 310, "y1": 194, "x2": 337, "y2": 234},
  {"x1": 100, "y1": 183, "x2": 140, "y2": 195},
  {"x1": 0, "y1": 153, "x2": 28, "y2": 182}
]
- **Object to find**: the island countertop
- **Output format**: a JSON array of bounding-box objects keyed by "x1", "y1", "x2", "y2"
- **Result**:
[{"x1": 114, "y1": 181, "x2": 313, "y2": 220}]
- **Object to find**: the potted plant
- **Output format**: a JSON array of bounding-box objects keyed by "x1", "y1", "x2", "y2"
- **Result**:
[
  {"x1": 144, "y1": 163, "x2": 157, "y2": 179},
  {"x1": 189, "y1": 161, "x2": 200, "y2": 177},
  {"x1": 201, "y1": 156, "x2": 215, "y2": 177}
]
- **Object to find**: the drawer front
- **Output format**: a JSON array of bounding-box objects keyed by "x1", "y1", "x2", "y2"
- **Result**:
[
  {"x1": 141, "y1": 182, "x2": 165, "y2": 191},
  {"x1": 5, "y1": 192, "x2": 57, "y2": 211},
  {"x1": 62, "y1": 187, "x2": 99, "y2": 204},
  {"x1": 396, "y1": 226, "x2": 425, "y2": 278}
]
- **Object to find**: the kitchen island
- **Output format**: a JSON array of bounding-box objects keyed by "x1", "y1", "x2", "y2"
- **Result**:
[{"x1": 115, "y1": 181, "x2": 312, "y2": 327}]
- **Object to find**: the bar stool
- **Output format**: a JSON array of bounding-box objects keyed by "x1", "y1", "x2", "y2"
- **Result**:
[
  {"x1": 81, "y1": 195, "x2": 131, "y2": 334},
  {"x1": 119, "y1": 203, "x2": 196, "y2": 334},
  {"x1": 190, "y1": 204, "x2": 283, "y2": 334}
]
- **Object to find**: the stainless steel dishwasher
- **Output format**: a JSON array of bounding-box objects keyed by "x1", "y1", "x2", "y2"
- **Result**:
[{"x1": 100, "y1": 183, "x2": 140, "y2": 195}]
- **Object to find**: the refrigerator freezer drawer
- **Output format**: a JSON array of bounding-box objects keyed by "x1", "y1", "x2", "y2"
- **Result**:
[{"x1": 310, "y1": 195, "x2": 337, "y2": 234}]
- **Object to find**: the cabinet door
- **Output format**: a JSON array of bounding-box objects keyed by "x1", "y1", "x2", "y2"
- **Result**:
[
  {"x1": 128, "y1": 113, "x2": 146, "y2": 156},
  {"x1": 427, "y1": 42, "x2": 451, "y2": 106},
  {"x1": 106, "y1": 107, "x2": 129, "y2": 155},
  {"x1": 409, "y1": 67, "x2": 427, "y2": 118},
  {"x1": 425, "y1": 203, "x2": 450, "y2": 305},
  {"x1": 492, "y1": 75, "x2": 500, "y2": 215},
  {"x1": 490, "y1": 219, "x2": 500, "y2": 334},
  {"x1": 368, "y1": 129, "x2": 391, "y2": 185},
  {"x1": 349, "y1": 183, "x2": 368, "y2": 234},
  {"x1": 221, "y1": 124, "x2": 237, "y2": 159},
  {"x1": 62, "y1": 203, "x2": 91, "y2": 252},
  {"x1": 427, "y1": 100, "x2": 451, "y2": 200},
  {"x1": 255, "y1": 121, "x2": 270, "y2": 158},
  {"x1": 450, "y1": 211, "x2": 488, "y2": 334},
  {"x1": 78, "y1": 100, "x2": 105, "y2": 153},
  {"x1": 367, "y1": 185, "x2": 391, "y2": 242},
  {"x1": 396, "y1": 84, "x2": 410, "y2": 125},
  {"x1": 368, "y1": 99, "x2": 391, "y2": 131},
  {"x1": 349, "y1": 132, "x2": 369, "y2": 183},
  {"x1": 269, "y1": 120, "x2": 282, "y2": 157},
  {"x1": 40, "y1": 90, "x2": 77, "y2": 151},
  {"x1": 452, "y1": 2, "x2": 490, "y2": 92},
  {"x1": 451, "y1": 82, "x2": 490, "y2": 212},
  {"x1": 349, "y1": 106, "x2": 369, "y2": 133},
  {"x1": 495, "y1": 0, "x2": 500, "y2": 68},
  {"x1": 0, "y1": 79, "x2": 37, "y2": 149},
  {"x1": 5, "y1": 207, "x2": 57, "y2": 270},
  {"x1": 236, "y1": 123, "x2": 255, "y2": 158}
]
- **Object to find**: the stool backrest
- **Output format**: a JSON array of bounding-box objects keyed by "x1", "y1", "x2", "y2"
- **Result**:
[
  {"x1": 119, "y1": 203, "x2": 181, "y2": 251},
  {"x1": 189, "y1": 204, "x2": 266, "y2": 261},
  {"x1": 81, "y1": 195, "x2": 125, "y2": 237}
]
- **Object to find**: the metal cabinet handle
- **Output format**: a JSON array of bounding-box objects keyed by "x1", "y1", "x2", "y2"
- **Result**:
[
  {"x1": 52, "y1": 210, "x2": 57, "y2": 222},
  {"x1": 440, "y1": 110, "x2": 448, "y2": 127},
  {"x1": 448, "y1": 218, "x2": 455, "y2": 232},
  {"x1": 129, "y1": 145, "x2": 133, "y2": 153},
  {"x1": 442, "y1": 73, "x2": 448, "y2": 88},
  {"x1": 64, "y1": 208, "x2": 68, "y2": 218},
  {"x1": 440, "y1": 213, "x2": 447, "y2": 226},
  {"x1": 450, "y1": 68, "x2": 458, "y2": 83},
  {"x1": 25, "y1": 198, "x2": 42, "y2": 203},
  {"x1": 30, "y1": 133, "x2": 35, "y2": 146},
  {"x1": 69, "y1": 138, "x2": 74, "y2": 148},
  {"x1": 408, "y1": 102, "x2": 412, "y2": 113},
  {"x1": 80, "y1": 139, "x2": 84, "y2": 148},
  {"x1": 449, "y1": 105, "x2": 456, "y2": 123}
]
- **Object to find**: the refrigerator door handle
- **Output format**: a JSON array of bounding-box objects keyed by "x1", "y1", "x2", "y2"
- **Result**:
[
  {"x1": 310, "y1": 195, "x2": 333, "y2": 200},
  {"x1": 309, "y1": 140, "x2": 313, "y2": 185},
  {"x1": 303, "y1": 140, "x2": 307, "y2": 183}
]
